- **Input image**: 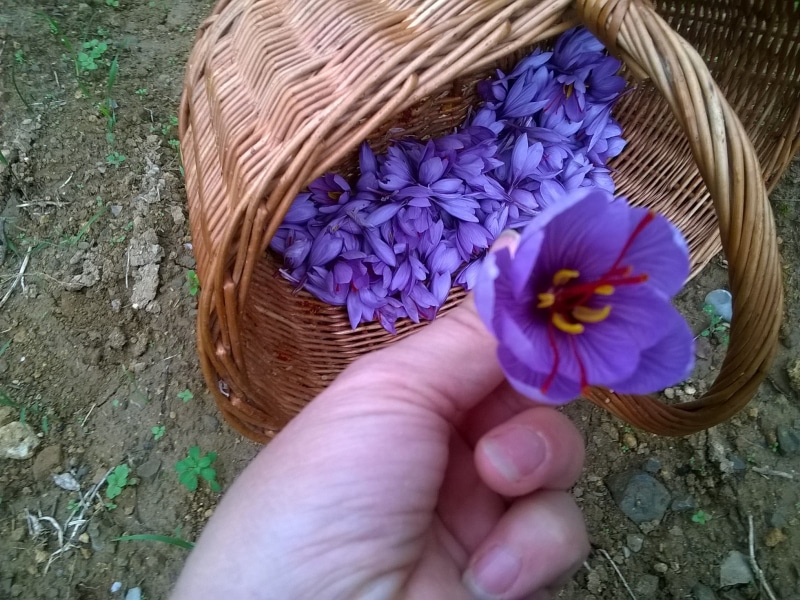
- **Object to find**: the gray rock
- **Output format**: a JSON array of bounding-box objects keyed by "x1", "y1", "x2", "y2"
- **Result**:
[
  {"x1": 607, "y1": 470, "x2": 671, "y2": 523},
  {"x1": 728, "y1": 454, "x2": 746, "y2": 472},
  {"x1": 768, "y1": 509, "x2": 788, "y2": 529},
  {"x1": 0, "y1": 406, "x2": 15, "y2": 428},
  {"x1": 128, "y1": 229, "x2": 164, "y2": 267},
  {"x1": 776, "y1": 425, "x2": 800, "y2": 456},
  {"x1": 626, "y1": 533, "x2": 644, "y2": 553},
  {"x1": 201, "y1": 415, "x2": 220, "y2": 433},
  {"x1": 787, "y1": 358, "x2": 800, "y2": 394},
  {"x1": 32, "y1": 445, "x2": 62, "y2": 479},
  {"x1": 635, "y1": 574, "x2": 660, "y2": 596},
  {"x1": 131, "y1": 263, "x2": 160, "y2": 310},
  {"x1": 125, "y1": 588, "x2": 142, "y2": 600},
  {"x1": 671, "y1": 495, "x2": 697, "y2": 513},
  {"x1": 642, "y1": 457, "x2": 661, "y2": 473},
  {"x1": 719, "y1": 550, "x2": 753, "y2": 587},
  {"x1": 695, "y1": 337, "x2": 712, "y2": 359},
  {"x1": 136, "y1": 457, "x2": 162, "y2": 480},
  {"x1": 107, "y1": 327, "x2": 127, "y2": 350},
  {"x1": 692, "y1": 582, "x2": 718, "y2": 600},
  {"x1": 52, "y1": 472, "x2": 81, "y2": 492},
  {"x1": 0, "y1": 421, "x2": 40, "y2": 460}
]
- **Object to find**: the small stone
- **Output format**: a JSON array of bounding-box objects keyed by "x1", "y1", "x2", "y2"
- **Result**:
[
  {"x1": 171, "y1": 205, "x2": 186, "y2": 227},
  {"x1": 9, "y1": 528, "x2": 24, "y2": 542},
  {"x1": 110, "y1": 582, "x2": 123, "y2": 593},
  {"x1": 684, "y1": 384, "x2": 697, "y2": 395},
  {"x1": 78, "y1": 533, "x2": 90, "y2": 544},
  {"x1": 695, "y1": 337, "x2": 712, "y2": 360},
  {"x1": 111, "y1": 299, "x2": 122, "y2": 312},
  {"x1": 0, "y1": 421, "x2": 40, "y2": 459},
  {"x1": 635, "y1": 574, "x2": 659, "y2": 596},
  {"x1": 204, "y1": 508, "x2": 213, "y2": 518},
  {"x1": 11, "y1": 583, "x2": 23, "y2": 597},
  {"x1": 671, "y1": 495, "x2": 697, "y2": 513},
  {"x1": 169, "y1": 411, "x2": 176, "y2": 419},
  {"x1": 110, "y1": 205, "x2": 123, "y2": 218},
  {"x1": 642, "y1": 457, "x2": 661, "y2": 474},
  {"x1": 52, "y1": 472, "x2": 81, "y2": 491},
  {"x1": 776, "y1": 425, "x2": 800, "y2": 456},
  {"x1": 764, "y1": 528, "x2": 787, "y2": 547},
  {"x1": 768, "y1": 510, "x2": 788, "y2": 529},
  {"x1": 664, "y1": 387, "x2": 675, "y2": 399},
  {"x1": 107, "y1": 327, "x2": 127, "y2": 350},
  {"x1": 0, "y1": 359, "x2": 8, "y2": 375},
  {"x1": 125, "y1": 587, "x2": 142, "y2": 600},
  {"x1": 32, "y1": 445, "x2": 62, "y2": 479},
  {"x1": 0, "y1": 406, "x2": 15, "y2": 428},
  {"x1": 131, "y1": 263, "x2": 160, "y2": 309},
  {"x1": 787, "y1": 358, "x2": 800, "y2": 394},
  {"x1": 80, "y1": 547, "x2": 92, "y2": 559},
  {"x1": 33, "y1": 549, "x2": 49, "y2": 564},
  {"x1": 719, "y1": 550, "x2": 753, "y2": 587},
  {"x1": 728, "y1": 454, "x2": 746, "y2": 472},
  {"x1": 691, "y1": 582, "x2": 718, "y2": 600},
  {"x1": 607, "y1": 470, "x2": 671, "y2": 523},
  {"x1": 626, "y1": 533, "x2": 644, "y2": 552},
  {"x1": 654, "y1": 562, "x2": 669, "y2": 574},
  {"x1": 201, "y1": 415, "x2": 220, "y2": 432},
  {"x1": 622, "y1": 432, "x2": 638, "y2": 449},
  {"x1": 136, "y1": 457, "x2": 162, "y2": 480}
]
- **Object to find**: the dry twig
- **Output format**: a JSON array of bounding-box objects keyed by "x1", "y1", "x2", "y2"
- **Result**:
[
  {"x1": 598, "y1": 548, "x2": 637, "y2": 600},
  {"x1": 752, "y1": 466, "x2": 795, "y2": 480},
  {"x1": 748, "y1": 515, "x2": 779, "y2": 600},
  {"x1": 0, "y1": 247, "x2": 31, "y2": 310}
]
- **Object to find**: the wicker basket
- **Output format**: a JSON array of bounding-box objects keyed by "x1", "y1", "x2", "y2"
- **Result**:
[{"x1": 180, "y1": 0, "x2": 799, "y2": 442}]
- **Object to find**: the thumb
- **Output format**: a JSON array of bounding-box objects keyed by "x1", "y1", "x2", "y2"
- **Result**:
[{"x1": 341, "y1": 231, "x2": 521, "y2": 420}]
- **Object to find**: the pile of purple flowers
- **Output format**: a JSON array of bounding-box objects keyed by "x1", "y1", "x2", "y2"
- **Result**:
[{"x1": 271, "y1": 27, "x2": 627, "y2": 333}]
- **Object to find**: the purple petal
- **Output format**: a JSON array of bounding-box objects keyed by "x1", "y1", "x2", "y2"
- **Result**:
[{"x1": 610, "y1": 306, "x2": 695, "y2": 394}]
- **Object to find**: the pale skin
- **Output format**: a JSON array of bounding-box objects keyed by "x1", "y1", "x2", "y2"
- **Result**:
[{"x1": 172, "y1": 238, "x2": 589, "y2": 600}]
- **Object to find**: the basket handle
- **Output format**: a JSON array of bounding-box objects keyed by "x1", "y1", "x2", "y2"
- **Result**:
[{"x1": 575, "y1": 0, "x2": 783, "y2": 435}]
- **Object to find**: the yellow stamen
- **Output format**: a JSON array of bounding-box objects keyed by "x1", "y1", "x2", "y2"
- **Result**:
[
  {"x1": 595, "y1": 285, "x2": 615, "y2": 296},
  {"x1": 573, "y1": 305, "x2": 612, "y2": 323},
  {"x1": 552, "y1": 269, "x2": 580, "y2": 286},
  {"x1": 537, "y1": 293, "x2": 555, "y2": 308},
  {"x1": 552, "y1": 313, "x2": 584, "y2": 335},
  {"x1": 327, "y1": 190, "x2": 342, "y2": 201},
  {"x1": 564, "y1": 84, "x2": 573, "y2": 99}
]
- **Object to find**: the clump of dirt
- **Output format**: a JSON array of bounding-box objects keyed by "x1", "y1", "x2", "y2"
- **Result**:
[{"x1": 1, "y1": 2, "x2": 799, "y2": 599}]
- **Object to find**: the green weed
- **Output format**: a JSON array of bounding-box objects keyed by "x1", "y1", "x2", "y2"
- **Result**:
[
  {"x1": 691, "y1": 510, "x2": 710, "y2": 525},
  {"x1": 135, "y1": 88, "x2": 148, "y2": 96},
  {"x1": 186, "y1": 270, "x2": 200, "y2": 296},
  {"x1": 106, "y1": 152, "x2": 126, "y2": 167},
  {"x1": 177, "y1": 389, "x2": 194, "y2": 403},
  {"x1": 152, "y1": 425, "x2": 165, "y2": 440},
  {"x1": 699, "y1": 304, "x2": 729, "y2": 345},
  {"x1": 14, "y1": 49, "x2": 24, "y2": 64},
  {"x1": 105, "y1": 464, "x2": 133, "y2": 509},
  {"x1": 77, "y1": 39, "x2": 108, "y2": 72},
  {"x1": 176, "y1": 446, "x2": 221, "y2": 493}
]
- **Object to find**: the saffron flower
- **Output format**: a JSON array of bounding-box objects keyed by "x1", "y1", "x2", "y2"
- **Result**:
[
  {"x1": 271, "y1": 27, "x2": 631, "y2": 333},
  {"x1": 474, "y1": 188, "x2": 694, "y2": 403}
]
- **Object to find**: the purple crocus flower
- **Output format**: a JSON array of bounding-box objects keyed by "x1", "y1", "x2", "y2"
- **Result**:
[{"x1": 474, "y1": 188, "x2": 693, "y2": 404}]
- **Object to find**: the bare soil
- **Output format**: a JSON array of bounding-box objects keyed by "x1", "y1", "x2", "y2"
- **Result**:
[{"x1": 1, "y1": 2, "x2": 798, "y2": 599}]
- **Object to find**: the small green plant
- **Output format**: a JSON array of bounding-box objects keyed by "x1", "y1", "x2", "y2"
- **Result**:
[
  {"x1": 691, "y1": 510, "x2": 710, "y2": 525},
  {"x1": 177, "y1": 388, "x2": 194, "y2": 403},
  {"x1": 77, "y1": 39, "x2": 108, "y2": 72},
  {"x1": 771, "y1": 441, "x2": 779, "y2": 453},
  {"x1": 106, "y1": 0, "x2": 120, "y2": 6},
  {"x1": 176, "y1": 446, "x2": 221, "y2": 492},
  {"x1": 106, "y1": 464, "x2": 131, "y2": 503},
  {"x1": 152, "y1": 425, "x2": 166, "y2": 440},
  {"x1": 135, "y1": 87, "x2": 148, "y2": 96},
  {"x1": 66, "y1": 499, "x2": 81, "y2": 512},
  {"x1": 168, "y1": 138, "x2": 181, "y2": 150},
  {"x1": 699, "y1": 304, "x2": 729, "y2": 345},
  {"x1": 186, "y1": 270, "x2": 200, "y2": 296},
  {"x1": 106, "y1": 151, "x2": 126, "y2": 167},
  {"x1": 14, "y1": 49, "x2": 25, "y2": 64}
]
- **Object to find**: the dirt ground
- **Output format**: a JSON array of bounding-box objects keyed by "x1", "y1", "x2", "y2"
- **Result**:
[{"x1": 0, "y1": 2, "x2": 798, "y2": 599}]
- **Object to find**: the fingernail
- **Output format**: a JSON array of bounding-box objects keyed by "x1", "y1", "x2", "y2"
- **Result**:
[
  {"x1": 489, "y1": 229, "x2": 519, "y2": 255},
  {"x1": 496, "y1": 229, "x2": 519, "y2": 243},
  {"x1": 482, "y1": 425, "x2": 546, "y2": 482},
  {"x1": 464, "y1": 545, "x2": 521, "y2": 598}
]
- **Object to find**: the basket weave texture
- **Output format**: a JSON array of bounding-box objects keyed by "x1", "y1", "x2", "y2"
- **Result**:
[{"x1": 180, "y1": 0, "x2": 800, "y2": 442}]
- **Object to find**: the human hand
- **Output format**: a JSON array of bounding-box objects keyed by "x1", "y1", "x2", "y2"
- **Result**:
[{"x1": 172, "y1": 288, "x2": 588, "y2": 600}]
